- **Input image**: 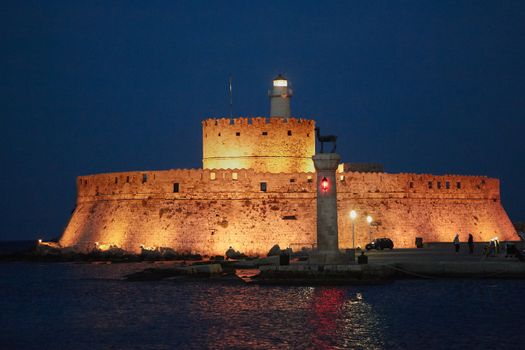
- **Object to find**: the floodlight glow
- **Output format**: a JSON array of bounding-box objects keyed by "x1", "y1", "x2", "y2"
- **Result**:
[
  {"x1": 350, "y1": 210, "x2": 357, "y2": 220},
  {"x1": 367, "y1": 215, "x2": 373, "y2": 224}
]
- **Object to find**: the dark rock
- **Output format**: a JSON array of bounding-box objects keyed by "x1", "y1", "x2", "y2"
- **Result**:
[
  {"x1": 267, "y1": 244, "x2": 281, "y2": 256},
  {"x1": 125, "y1": 268, "x2": 182, "y2": 281},
  {"x1": 125, "y1": 264, "x2": 222, "y2": 281},
  {"x1": 225, "y1": 247, "x2": 247, "y2": 260}
]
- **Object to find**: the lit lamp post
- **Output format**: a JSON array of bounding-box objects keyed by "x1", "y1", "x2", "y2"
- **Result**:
[
  {"x1": 366, "y1": 215, "x2": 373, "y2": 243},
  {"x1": 350, "y1": 210, "x2": 357, "y2": 253}
]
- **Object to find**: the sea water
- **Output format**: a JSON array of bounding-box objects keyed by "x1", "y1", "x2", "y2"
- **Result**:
[{"x1": 0, "y1": 262, "x2": 523, "y2": 349}]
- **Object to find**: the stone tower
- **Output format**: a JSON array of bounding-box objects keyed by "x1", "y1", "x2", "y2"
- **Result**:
[
  {"x1": 268, "y1": 74, "x2": 293, "y2": 117},
  {"x1": 201, "y1": 117, "x2": 315, "y2": 173},
  {"x1": 202, "y1": 75, "x2": 314, "y2": 173}
]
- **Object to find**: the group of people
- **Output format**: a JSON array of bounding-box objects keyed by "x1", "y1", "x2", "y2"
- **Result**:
[
  {"x1": 452, "y1": 233, "x2": 520, "y2": 258},
  {"x1": 453, "y1": 233, "x2": 475, "y2": 254}
]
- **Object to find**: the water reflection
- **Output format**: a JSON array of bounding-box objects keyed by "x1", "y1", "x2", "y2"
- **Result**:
[
  {"x1": 309, "y1": 288, "x2": 384, "y2": 349},
  {"x1": 2, "y1": 263, "x2": 523, "y2": 349},
  {"x1": 1, "y1": 263, "x2": 388, "y2": 349},
  {"x1": 310, "y1": 288, "x2": 345, "y2": 349}
]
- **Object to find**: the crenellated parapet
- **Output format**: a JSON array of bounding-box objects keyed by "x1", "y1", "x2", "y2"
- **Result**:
[
  {"x1": 76, "y1": 169, "x2": 501, "y2": 203},
  {"x1": 202, "y1": 117, "x2": 315, "y2": 173},
  {"x1": 337, "y1": 172, "x2": 500, "y2": 199},
  {"x1": 76, "y1": 168, "x2": 316, "y2": 203},
  {"x1": 201, "y1": 117, "x2": 315, "y2": 127}
]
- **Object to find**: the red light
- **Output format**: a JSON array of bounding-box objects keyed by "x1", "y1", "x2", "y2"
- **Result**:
[{"x1": 321, "y1": 177, "x2": 329, "y2": 192}]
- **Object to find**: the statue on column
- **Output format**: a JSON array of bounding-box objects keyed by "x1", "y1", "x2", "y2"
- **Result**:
[{"x1": 315, "y1": 127, "x2": 337, "y2": 153}]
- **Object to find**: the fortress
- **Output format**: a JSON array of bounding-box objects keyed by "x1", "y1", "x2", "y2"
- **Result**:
[{"x1": 59, "y1": 75, "x2": 518, "y2": 255}]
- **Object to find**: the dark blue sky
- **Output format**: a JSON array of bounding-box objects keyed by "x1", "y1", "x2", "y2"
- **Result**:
[{"x1": 1, "y1": 1, "x2": 524, "y2": 240}]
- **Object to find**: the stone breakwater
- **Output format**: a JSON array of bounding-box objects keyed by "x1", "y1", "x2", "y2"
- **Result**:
[
  {"x1": 121, "y1": 260, "x2": 525, "y2": 285},
  {"x1": 256, "y1": 262, "x2": 525, "y2": 283}
]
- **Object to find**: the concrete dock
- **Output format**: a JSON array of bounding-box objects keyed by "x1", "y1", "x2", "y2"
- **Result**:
[{"x1": 255, "y1": 243, "x2": 525, "y2": 283}]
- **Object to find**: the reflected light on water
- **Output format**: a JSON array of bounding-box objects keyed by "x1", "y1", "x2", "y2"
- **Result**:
[
  {"x1": 309, "y1": 288, "x2": 384, "y2": 349},
  {"x1": 6, "y1": 264, "x2": 522, "y2": 349},
  {"x1": 1, "y1": 263, "x2": 389, "y2": 349}
]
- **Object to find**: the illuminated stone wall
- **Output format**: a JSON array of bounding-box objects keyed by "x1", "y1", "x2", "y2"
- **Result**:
[
  {"x1": 59, "y1": 169, "x2": 518, "y2": 255},
  {"x1": 202, "y1": 117, "x2": 315, "y2": 173},
  {"x1": 336, "y1": 173, "x2": 516, "y2": 248}
]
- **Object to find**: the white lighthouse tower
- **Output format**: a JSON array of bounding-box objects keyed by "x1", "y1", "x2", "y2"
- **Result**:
[{"x1": 268, "y1": 74, "x2": 293, "y2": 117}]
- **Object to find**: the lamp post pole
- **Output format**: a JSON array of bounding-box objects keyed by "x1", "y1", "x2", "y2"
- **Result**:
[
  {"x1": 352, "y1": 221, "x2": 355, "y2": 250},
  {"x1": 366, "y1": 215, "x2": 373, "y2": 244},
  {"x1": 350, "y1": 210, "x2": 357, "y2": 255}
]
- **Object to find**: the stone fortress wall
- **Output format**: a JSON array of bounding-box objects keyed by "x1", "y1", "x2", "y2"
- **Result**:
[
  {"x1": 59, "y1": 168, "x2": 517, "y2": 255},
  {"x1": 202, "y1": 117, "x2": 315, "y2": 173},
  {"x1": 59, "y1": 76, "x2": 519, "y2": 256}
]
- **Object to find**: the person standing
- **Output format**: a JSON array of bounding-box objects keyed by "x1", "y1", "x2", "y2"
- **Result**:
[
  {"x1": 453, "y1": 234, "x2": 460, "y2": 253},
  {"x1": 468, "y1": 234, "x2": 474, "y2": 254}
]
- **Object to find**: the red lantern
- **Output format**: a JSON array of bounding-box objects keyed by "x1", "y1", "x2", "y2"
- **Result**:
[{"x1": 321, "y1": 177, "x2": 329, "y2": 192}]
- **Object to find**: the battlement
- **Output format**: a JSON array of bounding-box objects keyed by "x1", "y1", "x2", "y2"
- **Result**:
[
  {"x1": 202, "y1": 117, "x2": 315, "y2": 127},
  {"x1": 336, "y1": 172, "x2": 500, "y2": 200},
  {"x1": 75, "y1": 169, "x2": 501, "y2": 204},
  {"x1": 76, "y1": 168, "x2": 315, "y2": 202}
]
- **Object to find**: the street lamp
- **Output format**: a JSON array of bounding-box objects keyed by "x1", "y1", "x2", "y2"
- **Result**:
[
  {"x1": 366, "y1": 215, "x2": 373, "y2": 243},
  {"x1": 350, "y1": 210, "x2": 357, "y2": 252}
]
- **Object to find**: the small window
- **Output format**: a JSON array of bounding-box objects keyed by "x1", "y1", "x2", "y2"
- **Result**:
[
  {"x1": 409, "y1": 181, "x2": 414, "y2": 189},
  {"x1": 218, "y1": 133, "x2": 221, "y2": 137},
  {"x1": 262, "y1": 131, "x2": 268, "y2": 136},
  {"x1": 232, "y1": 172, "x2": 238, "y2": 180},
  {"x1": 428, "y1": 181, "x2": 432, "y2": 189},
  {"x1": 287, "y1": 130, "x2": 292, "y2": 136},
  {"x1": 340, "y1": 175, "x2": 345, "y2": 181},
  {"x1": 115, "y1": 177, "x2": 118, "y2": 184},
  {"x1": 236, "y1": 132, "x2": 240, "y2": 136},
  {"x1": 173, "y1": 183, "x2": 179, "y2": 193},
  {"x1": 437, "y1": 182, "x2": 442, "y2": 189},
  {"x1": 142, "y1": 173, "x2": 148, "y2": 183},
  {"x1": 456, "y1": 182, "x2": 461, "y2": 189},
  {"x1": 446, "y1": 181, "x2": 450, "y2": 189},
  {"x1": 307, "y1": 133, "x2": 310, "y2": 137},
  {"x1": 126, "y1": 176, "x2": 130, "y2": 183},
  {"x1": 307, "y1": 175, "x2": 313, "y2": 183},
  {"x1": 290, "y1": 178, "x2": 296, "y2": 183},
  {"x1": 260, "y1": 182, "x2": 267, "y2": 192},
  {"x1": 210, "y1": 172, "x2": 216, "y2": 180}
]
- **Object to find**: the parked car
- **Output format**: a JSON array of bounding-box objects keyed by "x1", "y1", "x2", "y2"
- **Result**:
[{"x1": 365, "y1": 238, "x2": 394, "y2": 251}]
